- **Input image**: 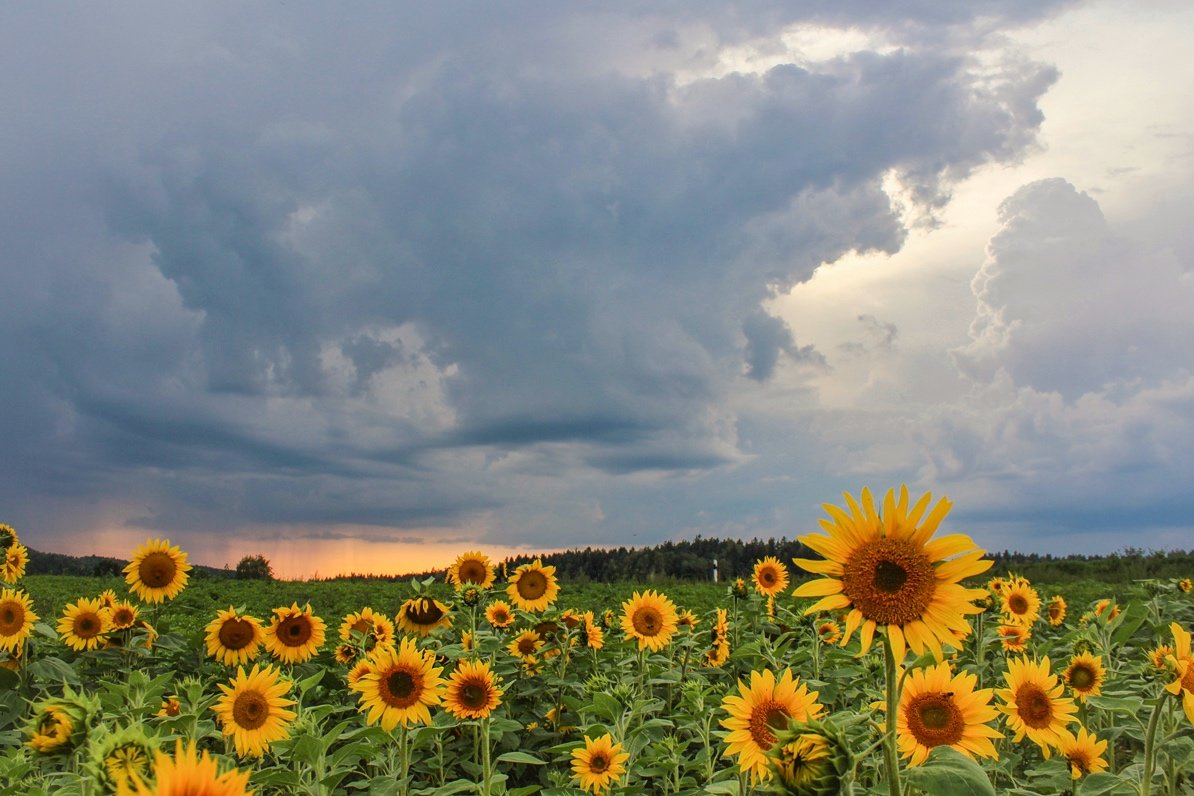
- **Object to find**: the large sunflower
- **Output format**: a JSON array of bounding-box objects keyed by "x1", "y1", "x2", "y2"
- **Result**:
[
  {"x1": 507, "y1": 629, "x2": 543, "y2": 662},
  {"x1": 1062, "y1": 653, "x2": 1105, "y2": 702},
  {"x1": 352, "y1": 637, "x2": 444, "y2": 730},
  {"x1": 996, "y1": 656, "x2": 1079, "y2": 756},
  {"x1": 263, "y1": 603, "x2": 325, "y2": 664},
  {"x1": 1001, "y1": 581, "x2": 1041, "y2": 627},
  {"x1": 124, "y1": 538, "x2": 191, "y2": 604},
  {"x1": 58, "y1": 597, "x2": 110, "y2": 652},
  {"x1": 205, "y1": 608, "x2": 265, "y2": 667},
  {"x1": 447, "y1": 551, "x2": 496, "y2": 590},
  {"x1": 897, "y1": 661, "x2": 1002, "y2": 766},
  {"x1": 720, "y1": 668, "x2": 825, "y2": 783},
  {"x1": 485, "y1": 600, "x2": 515, "y2": 629},
  {"x1": 0, "y1": 588, "x2": 38, "y2": 653},
  {"x1": 1164, "y1": 622, "x2": 1194, "y2": 724},
  {"x1": 752, "y1": 557, "x2": 790, "y2": 598},
  {"x1": 122, "y1": 740, "x2": 254, "y2": 796},
  {"x1": 212, "y1": 664, "x2": 297, "y2": 758},
  {"x1": 2, "y1": 543, "x2": 28, "y2": 584},
  {"x1": 1060, "y1": 726, "x2": 1108, "y2": 779},
  {"x1": 443, "y1": 658, "x2": 502, "y2": 720},
  {"x1": 506, "y1": 559, "x2": 559, "y2": 612},
  {"x1": 395, "y1": 597, "x2": 453, "y2": 637},
  {"x1": 620, "y1": 590, "x2": 679, "y2": 652},
  {"x1": 792, "y1": 486, "x2": 991, "y2": 663},
  {"x1": 571, "y1": 733, "x2": 629, "y2": 794}
]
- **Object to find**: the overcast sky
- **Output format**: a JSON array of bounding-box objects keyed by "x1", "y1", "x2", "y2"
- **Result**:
[{"x1": 4, "y1": 2, "x2": 1193, "y2": 577}]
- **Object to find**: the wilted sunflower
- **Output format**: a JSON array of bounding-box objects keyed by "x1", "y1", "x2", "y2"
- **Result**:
[
  {"x1": 485, "y1": 600, "x2": 515, "y2": 629},
  {"x1": 1001, "y1": 582, "x2": 1041, "y2": 626},
  {"x1": 897, "y1": 661, "x2": 1002, "y2": 766},
  {"x1": 997, "y1": 656, "x2": 1080, "y2": 756},
  {"x1": 122, "y1": 740, "x2": 254, "y2": 796},
  {"x1": 2, "y1": 543, "x2": 28, "y2": 584},
  {"x1": 444, "y1": 658, "x2": 502, "y2": 720},
  {"x1": 507, "y1": 629, "x2": 544, "y2": 662},
  {"x1": 571, "y1": 733, "x2": 629, "y2": 794},
  {"x1": 447, "y1": 550, "x2": 496, "y2": 590},
  {"x1": 1060, "y1": 726, "x2": 1108, "y2": 779},
  {"x1": 1062, "y1": 653, "x2": 1105, "y2": 701},
  {"x1": 396, "y1": 597, "x2": 453, "y2": 637},
  {"x1": 753, "y1": 556, "x2": 790, "y2": 598},
  {"x1": 1046, "y1": 596, "x2": 1067, "y2": 626},
  {"x1": 1164, "y1": 622, "x2": 1194, "y2": 724},
  {"x1": 721, "y1": 668, "x2": 825, "y2": 783},
  {"x1": 263, "y1": 603, "x2": 325, "y2": 664},
  {"x1": 620, "y1": 590, "x2": 679, "y2": 652},
  {"x1": 816, "y1": 620, "x2": 841, "y2": 645},
  {"x1": 0, "y1": 588, "x2": 38, "y2": 653},
  {"x1": 507, "y1": 559, "x2": 559, "y2": 612},
  {"x1": 212, "y1": 664, "x2": 297, "y2": 758},
  {"x1": 124, "y1": 538, "x2": 191, "y2": 604},
  {"x1": 26, "y1": 705, "x2": 76, "y2": 753},
  {"x1": 58, "y1": 597, "x2": 110, "y2": 652},
  {"x1": 352, "y1": 637, "x2": 444, "y2": 730},
  {"x1": 999, "y1": 624, "x2": 1031, "y2": 653},
  {"x1": 108, "y1": 600, "x2": 139, "y2": 631},
  {"x1": 792, "y1": 486, "x2": 991, "y2": 663},
  {"x1": 205, "y1": 608, "x2": 265, "y2": 667}
]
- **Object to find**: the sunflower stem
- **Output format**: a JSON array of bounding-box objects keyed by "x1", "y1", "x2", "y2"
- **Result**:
[
  {"x1": 481, "y1": 716, "x2": 493, "y2": 796},
  {"x1": 398, "y1": 723, "x2": 410, "y2": 795},
  {"x1": 1140, "y1": 692, "x2": 1169, "y2": 796},
  {"x1": 882, "y1": 636, "x2": 903, "y2": 796}
]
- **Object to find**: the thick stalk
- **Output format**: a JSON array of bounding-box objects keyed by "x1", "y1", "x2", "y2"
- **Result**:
[
  {"x1": 481, "y1": 717, "x2": 492, "y2": 796},
  {"x1": 882, "y1": 637, "x2": 902, "y2": 796},
  {"x1": 1140, "y1": 693, "x2": 1169, "y2": 796},
  {"x1": 398, "y1": 724, "x2": 410, "y2": 795}
]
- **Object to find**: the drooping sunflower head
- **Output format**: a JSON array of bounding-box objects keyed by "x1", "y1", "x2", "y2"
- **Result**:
[
  {"x1": 212, "y1": 663, "x2": 297, "y2": 759},
  {"x1": 620, "y1": 590, "x2": 679, "y2": 652},
  {"x1": 753, "y1": 556, "x2": 790, "y2": 598},
  {"x1": 444, "y1": 658, "x2": 503, "y2": 720},
  {"x1": 768, "y1": 720, "x2": 852, "y2": 796},
  {"x1": 506, "y1": 559, "x2": 559, "y2": 612},
  {"x1": 999, "y1": 624, "x2": 1031, "y2": 654},
  {"x1": 352, "y1": 637, "x2": 444, "y2": 730},
  {"x1": 1062, "y1": 653, "x2": 1105, "y2": 701},
  {"x1": 85, "y1": 725, "x2": 157, "y2": 795},
  {"x1": 396, "y1": 597, "x2": 453, "y2": 637},
  {"x1": 507, "y1": 629, "x2": 544, "y2": 662},
  {"x1": 58, "y1": 597, "x2": 111, "y2": 652},
  {"x1": 570, "y1": 733, "x2": 629, "y2": 795},
  {"x1": 0, "y1": 588, "x2": 38, "y2": 653},
  {"x1": 263, "y1": 603, "x2": 325, "y2": 664},
  {"x1": 205, "y1": 608, "x2": 265, "y2": 667},
  {"x1": 581, "y1": 621, "x2": 605, "y2": 650},
  {"x1": 720, "y1": 668, "x2": 825, "y2": 784},
  {"x1": 2, "y1": 543, "x2": 28, "y2": 584},
  {"x1": 996, "y1": 656, "x2": 1080, "y2": 756},
  {"x1": 120, "y1": 740, "x2": 254, "y2": 796},
  {"x1": 1060, "y1": 726, "x2": 1109, "y2": 779},
  {"x1": 896, "y1": 661, "x2": 1002, "y2": 767},
  {"x1": 485, "y1": 600, "x2": 514, "y2": 629},
  {"x1": 123, "y1": 538, "x2": 191, "y2": 604},
  {"x1": 1046, "y1": 596, "x2": 1067, "y2": 626},
  {"x1": 792, "y1": 486, "x2": 991, "y2": 663},
  {"x1": 447, "y1": 550, "x2": 496, "y2": 590}
]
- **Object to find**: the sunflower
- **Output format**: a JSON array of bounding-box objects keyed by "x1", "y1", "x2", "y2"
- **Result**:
[
  {"x1": 581, "y1": 620, "x2": 605, "y2": 651},
  {"x1": 705, "y1": 639, "x2": 731, "y2": 668},
  {"x1": 1062, "y1": 653, "x2": 1104, "y2": 702},
  {"x1": 720, "y1": 668, "x2": 825, "y2": 783},
  {"x1": 347, "y1": 659, "x2": 373, "y2": 688},
  {"x1": 897, "y1": 661, "x2": 1002, "y2": 766},
  {"x1": 677, "y1": 609, "x2": 700, "y2": 629},
  {"x1": 996, "y1": 656, "x2": 1080, "y2": 756},
  {"x1": 986, "y1": 576, "x2": 1008, "y2": 597},
  {"x1": 1001, "y1": 582, "x2": 1041, "y2": 626},
  {"x1": 792, "y1": 486, "x2": 991, "y2": 663},
  {"x1": 507, "y1": 559, "x2": 559, "y2": 612},
  {"x1": 2, "y1": 543, "x2": 28, "y2": 584},
  {"x1": 1179, "y1": 578, "x2": 1192, "y2": 593},
  {"x1": 157, "y1": 696, "x2": 182, "y2": 717},
  {"x1": 620, "y1": 590, "x2": 679, "y2": 652},
  {"x1": 444, "y1": 658, "x2": 502, "y2": 720},
  {"x1": 1164, "y1": 623, "x2": 1194, "y2": 724},
  {"x1": 351, "y1": 637, "x2": 444, "y2": 730},
  {"x1": 712, "y1": 607, "x2": 729, "y2": 643},
  {"x1": 339, "y1": 607, "x2": 394, "y2": 650},
  {"x1": 1093, "y1": 599, "x2": 1119, "y2": 622},
  {"x1": 123, "y1": 538, "x2": 191, "y2": 604},
  {"x1": 816, "y1": 620, "x2": 842, "y2": 645},
  {"x1": 87, "y1": 725, "x2": 156, "y2": 794},
  {"x1": 571, "y1": 733, "x2": 629, "y2": 794},
  {"x1": 205, "y1": 608, "x2": 265, "y2": 667},
  {"x1": 263, "y1": 603, "x2": 325, "y2": 664},
  {"x1": 0, "y1": 524, "x2": 18, "y2": 550},
  {"x1": 121, "y1": 739, "x2": 254, "y2": 796},
  {"x1": 58, "y1": 597, "x2": 111, "y2": 652},
  {"x1": 485, "y1": 600, "x2": 515, "y2": 629},
  {"x1": 753, "y1": 556, "x2": 790, "y2": 598},
  {"x1": 335, "y1": 644, "x2": 358, "y2": 665},
  {"x1": 1046, "y1": 596, "x2": 1067, "y2": 626},
  {"x1": 396, "y1": 597, "x2": 453, "y2": 637},
  {"x1": 27, "y1": 705, "x2": 75, "y2": 753},
  {"x1": 507, "y1": 629, "x2": 544, "y2": 662},
  {"x1": 0, "y1": 588, "x2": 38, "y2": 653},
  {"x1": 1149, "y1": 643, "x2": 1174, "y2": 671},
  {"x1": 103, "y1": 599, "x2": 138, "y2": 632},
  {"x1": 999, "y1": 624, "x2": 1031, "y2": 653},
  {"x1": 447, "y1": 550, "x2": 496, "y2": 590},
  {"x1": 212, "y1": 664, "x2": 297, "y2": 758},
  {"x1": 1060, "y1": 726, "x2": 1108, "y2": 779}
]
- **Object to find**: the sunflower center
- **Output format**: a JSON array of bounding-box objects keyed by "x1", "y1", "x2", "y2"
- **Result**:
[
  {"x1": 219, "y1": 618, "x2": 256, "y2": 650},
  {"x1": 276, "y1": 615, "x2": 312, "y2": 647},
  {"x1": 75, "y1": 613, "x2": 101, "y2": 638},
  {"x1": 105, "y1": 745, "x2": 148, "y2": 780},
  {"x1": 589, "y1": 752, "x2": 609, "y2": 774},
  {"x1": 232, "y1": 690, "x2": 270, "y2": 730},
  {"x1": 760, "y1": 569, "x2": 777, "y2": 586},
  {"x1": 907, "y1": 693, "x2": 965, "y2": 747},
  {"x1": 383, "y1": 668, "x2": 421, "y2": 708},
  {"x1": 1008, "y1": 594, "x2": 1029, "y2": 615},
  {"x1": 748, "y1": 701, "x2": 789, "y2": 749},
  {"x1": 461, "y1": 682, "x2": 487, "y2": 709},
  {"x1": 841, "y1": 538, "x2": 936, "y2": 625},
  {"x1": 407, "y1": 600, "x2": 445, "y2": 625},
  {"x1": 632, "y1": 607, "x2": 662, "y2": 637},
  {"x1": 493, "y1": 610, "x2": 509, "y2": 624},
  {"x1": 517, "y1": 571, "x2": 548, "y2": 600},
  {"x1": 0, "y1": 603, "x2": 23, "y2": 633},
  {"x1": 138, "y1": 552, "x2": 178, "y2": 589},
  {"x1": 351, "y1": 619, "x2": 371, "y2": 635},
  {"x1": 112, "y1": 608, "x2": 135, "y2": 627},
  {"x1": 517, "y1": 636, "x2": 538, "y2": 655},
  {"x1": 1179, "y1": 663, "x2": 1194, "y2": 693},
  {"x1": 1015, "y1": 684, "x2": 1054, "y2": 728},
  {"x1": 1069, "y1": 665, "x2": 1095, "y2": 690},
  {"x1": 459, "y1": 560, "x2": 488, "y2": 584},
  {"x1": 1068, "y1": 750, "x2": 1093, "y2": 774}
]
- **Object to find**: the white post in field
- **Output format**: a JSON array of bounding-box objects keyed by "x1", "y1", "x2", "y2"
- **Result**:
[{"x1": 712, "y1": 557, "x2": 719, "y2": 583}]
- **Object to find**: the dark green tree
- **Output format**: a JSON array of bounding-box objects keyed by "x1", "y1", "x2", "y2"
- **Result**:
[{"x1": 235, "y1": 554, "x2": 274, "y2": 581}]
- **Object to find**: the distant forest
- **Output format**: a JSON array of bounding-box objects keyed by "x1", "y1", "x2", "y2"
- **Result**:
[{"x1": 25, "y1": 539, "x2": 1194, "y2": 586}]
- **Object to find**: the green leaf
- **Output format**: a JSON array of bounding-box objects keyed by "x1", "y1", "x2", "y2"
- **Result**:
[
  {"x1": 902, "y1": 747, "x2": 995, "y2": 796},
  {"x1": 1078, "y1": 772, "x2": 1136, "y2": 796},
  {"x1": 494, "y1": 751, "x2": 547, "y2": 765},
  {"x1": 702, "y1": 781, "x2": 743, "y2": 794}
]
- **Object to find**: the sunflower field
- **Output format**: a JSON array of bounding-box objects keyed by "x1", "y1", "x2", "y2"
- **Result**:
[{"x1": 1, "y1": 488, "x2": 1193, "y2": 796}]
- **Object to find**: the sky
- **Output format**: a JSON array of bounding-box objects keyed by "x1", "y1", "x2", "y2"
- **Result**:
[{"x1": 3, "y1": 2, "x2": 1193, "y2": 578}]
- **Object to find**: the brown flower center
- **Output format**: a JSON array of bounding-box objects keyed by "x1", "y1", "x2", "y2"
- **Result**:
[
  {"x1": 232, "y1": 690, "x2": 270, "y2": 730},
  {"x1": 382, "y1": 667, "x2": 421, "y2": 708},
  {"x1": 517, "y1": 570, "x2": 548, "y2": 600},
  {"x1": 748, "y1": 701, "x2": 790, "y2": 750},
  {"x1": 111, "y1": 608, "x2": 136, "y2": 628},
  {"x1": 0, "y1": 602, "x2": 24, "y2": 634},
  {"x1": 1068, "y1": 750, "x2": 1093, "y2": 775},
  {"x1": 1179, "y1": 662, "x2": 1194, "y2": 693},
  {"x1": 138, "y1": 552, "x2": 178, "y2": 589},
  {"x1": 460, "y1": 681, "x2": 488, "y2": 709},
  {"x1": 906, "y1": 693, "x2": 965, "y2": 747},
  {"x1": 1008, "y1": 594, "x2": 1029, "y2": 615},
  {"x1": 1015, "y1": 683, "x2": 1054, "y2": 729},
  {"x1": 516, "y1": 634, "x2": 539, "y2": 656},
  {"x1": 632, "y1": 607, "x2": 662, "y2": 637},
  {"x1": 1068, "y1": 664, "x2": 1095, "y2": 690},
  {"x1": 841, "y1": 538, "x2": 936, "y2": 625},
  {"x1": 219, "y1": 618, "x2": 257, "y2": 650},
  {"x1": 277, "y1": 615, "x2": 313, "y2": 647},
  {"x1": 406, "y1": 599, "x2": 445, "y2": 626},
  {"x1": 458, "y1": 560, "x2": 488, "y2": 584},
  {"x1": 492, "y1": 609, "x2": 510, "y2": 625},
  {"x1": 75, "y1": 612, "x2": 102, "y2": 638},
  {"x1": 760, "y1": 568, "x2": 777, "y2": 586},
  {"x1": 589, "y1": 752, "x2": 609, "y2": 774}
]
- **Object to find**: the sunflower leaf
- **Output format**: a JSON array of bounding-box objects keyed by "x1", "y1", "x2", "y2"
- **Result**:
[
  {"x1": 903, "y1": 746, "x2": 996, "y2": 796},
  {"x1": 495, "y1": 750, "x2": 547, "y2": 765}
]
